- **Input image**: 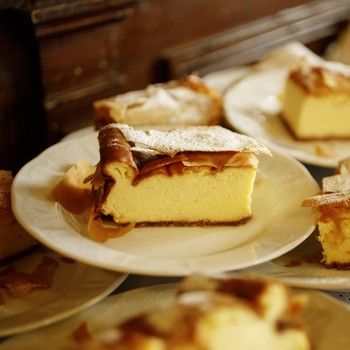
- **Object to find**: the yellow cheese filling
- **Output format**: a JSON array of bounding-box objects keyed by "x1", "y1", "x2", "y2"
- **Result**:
[
  {"x1": 318, "y1": 206, "x2": 350, "y2": 265},
  {"x1": 282, "y1": 78, "x2": 350, "y2": 139},
  {"x1": 100, "y1": 160, "x2": 257, "y2": 224}
]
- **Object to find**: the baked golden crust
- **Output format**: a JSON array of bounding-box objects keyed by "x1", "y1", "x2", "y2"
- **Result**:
[
  {"x1": 302, "y1": 158, "x2": 350, "y2": 208},
  {"x1": 289, "y1": 61, "x2": 350, "y2": 96},
  {"x1": 94, "y1": 75, "x2": 223, "y2": 129},
  {"x1": 98, "y1": 123, "x2": 271, "y2": 157}
]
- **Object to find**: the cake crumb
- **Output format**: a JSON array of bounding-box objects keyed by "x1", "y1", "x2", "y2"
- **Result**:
[{"x1": 314, "y1": 144, "x2": 336, "y2": 158}]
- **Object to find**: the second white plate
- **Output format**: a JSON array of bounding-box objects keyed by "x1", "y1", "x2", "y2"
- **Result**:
[
  {"x1": 2, "y1": 284, "x2": 350, "y2": 350},
  {"x1": 0, "y1": 248, "x2": 126, "y2": 337},
  {"x1": 12, "y1": 133, "x2": 318, "y2": 276},
  {"x1": 224, "y1": 68, "x2": 350, "y2": 168}
]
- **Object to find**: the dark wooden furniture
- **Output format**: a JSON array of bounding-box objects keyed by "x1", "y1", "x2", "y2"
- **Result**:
[
  {"x1": 0, "y1": 5, "x2": 45, "y2": 171},
  {"x1": 0, "y1": 0, "x2": 348, "y2": 171},
  {"x1": 161, "y1": 0, "x2": 350, "y2": 78},
  {"x1": 0, "y1": 0, "x2": 138, "y2": 170},
  {"x1": 31, "y1": 0, "x2": 139, "y2": 143}
]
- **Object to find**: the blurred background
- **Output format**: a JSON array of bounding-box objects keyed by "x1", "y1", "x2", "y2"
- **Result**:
[{"x1": 0, "y1": 0, "x2": 349, "y2": 170}]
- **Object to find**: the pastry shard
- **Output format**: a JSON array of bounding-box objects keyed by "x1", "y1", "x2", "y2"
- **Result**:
[
  {"x1": 51, "y1": 160, "x2": 95, "y2": 215},
  {"x1": 74, "y1": 276, "x2": 310, "y2": 350},
  {"x1": 94, "y1": 75, "x2": 222, "y2": 129},
  {"x1": 281, "y1": 47, "x2": 350, "y2": 140},
  {"x1": 303, "y1": 157, "x2": 350, "y2": 267},
  {"x1": 92, "y1": 124, "x2": 270, "y2": 227}
]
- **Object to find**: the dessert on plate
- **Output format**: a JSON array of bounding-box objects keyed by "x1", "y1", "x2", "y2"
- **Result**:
[
  {"x1": 94, "y1": 75, "x2": 222, "y2": 129},
  {"x1": 91, "y1": 124, "x2": 270, "y2": 229},
  {"x1": 0, "y1": 170, "x2": 36, "y2": 260},
  {"x1": 303, "y1": 157, "x2": 350, "y2": 267},
  {"x1": 281, "y1": 47, "x2": 350, "y2": 140},
  {"x1": 75, "y1": 275, "x2": 310, "y2": 350}
]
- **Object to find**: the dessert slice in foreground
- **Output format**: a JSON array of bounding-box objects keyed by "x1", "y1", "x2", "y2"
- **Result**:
[
  {"x1": 281, "y1": 48, "x2": 350, "y2": 139},
  {"x1": 92, "y1": 124, "x2": 270, "y2": 227},
  {"x1": 94, "y1": 75, "x2": 222, "y2": 129},
  {"x1": 0, "y1": 170, "x2": 36, "y2": 260},
  {"x1": 303, "y1": 158, "x2": 350, "y2": 267},
  {"x1": 75, "y1": 276, "x2": 310, "y2": 350}
]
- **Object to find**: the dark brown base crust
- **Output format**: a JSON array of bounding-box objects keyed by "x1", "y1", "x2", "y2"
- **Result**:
[
  {"x1": 278, "y1": 113, "x2": 350, "y2": 141},
  {"x1": 324, "y1": 261, "x2": 350, "y2": 270},
  {"x1": 119, "y1": 216, "x2": 252, "y2": 227}
]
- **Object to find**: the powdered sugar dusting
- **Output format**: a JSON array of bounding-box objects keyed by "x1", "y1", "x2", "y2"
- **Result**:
[
  {"x1": 323, "y1": 175, "x2": 350, "y2": 193},
  {"x1": 303, "y1": 157, "x2": 350, "y2": 207},
  {"x1": 103, "y1": 124, "x2": 271, "y2": 156},
  {"x1": 303, "y1": 191, "x2": 350, "y2": 208}
]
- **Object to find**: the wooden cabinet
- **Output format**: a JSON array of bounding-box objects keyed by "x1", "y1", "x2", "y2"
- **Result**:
[
  {"x1": 0, "y1": 0, "x2": 348, "y2": 170},
  {"x1": 32, "y1": 0, "x2": 138, "y2": 143}
]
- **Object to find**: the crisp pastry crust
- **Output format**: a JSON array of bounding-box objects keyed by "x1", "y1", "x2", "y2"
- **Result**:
[
  {"x1": 98, "y1": 123, "x2": 271, "y2": 157},
  {"x1": 94, "y1": 75, "x2": 222, "y2": 129},
  {"x1": 289, "y1": 60, "x2": 350, "y2": 96},
  {"x1": 303, "y1": 157, "x2": 350, "y2": 208},
  {"x1": 276, "y1": 41, "x2": 350, "y2": 94}
]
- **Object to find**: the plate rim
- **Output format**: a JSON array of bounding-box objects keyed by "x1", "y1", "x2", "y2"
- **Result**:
[
  {"x1": 11, "y1": 134, "x2": 318, "y2": 276},
  {"x1": 2, "y1": 283, "x2": 350, "y2": 350},
  {"x1": 243, "y1": 231, "x2": 350, "y2": 291}
]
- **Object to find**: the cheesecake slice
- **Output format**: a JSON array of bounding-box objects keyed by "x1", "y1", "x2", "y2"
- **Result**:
[
  {"x1": 94, "y1": 75, "x2": 222, "y2": 129},
  {"x1": 76, "y1": 276, "x2": 310, "y2": 350},
  {"x1": 92, "y1": 124, "x2": 270, "y2": 227},
  {"x1": 0, "y1": 170, "x2": 36, "y2": 260},
  {"x1": 303, "y1": 157, "x2": 350, "y2": 267},
  {"x1": 281, "y1": 53, "x2": 350, "y2": 139}
]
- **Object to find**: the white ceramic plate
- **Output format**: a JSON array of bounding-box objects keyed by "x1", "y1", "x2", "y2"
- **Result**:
[
  {"x1": 2, "y1": 283, "x2": 350, "y2": 350},
  {"x1": 12, "y1": 133, "x2": 318, "y2": 276},
  {"x1": 224, "y1": 68, "x2": 350, "y2": 168},
  {"x1": 203, "y1": 66, "x2": 250, "y2": 94},
  {"x1": 0, "y1": 248, "x2": 126, "y2": 337},
  {"x1": 243, "y1": 231, "x2": 350, "y2": 291}
]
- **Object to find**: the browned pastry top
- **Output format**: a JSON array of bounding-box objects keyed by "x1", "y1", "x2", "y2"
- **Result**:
[{"x1": 289, "y1": 61, "x2": 350, "y2": 95}]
